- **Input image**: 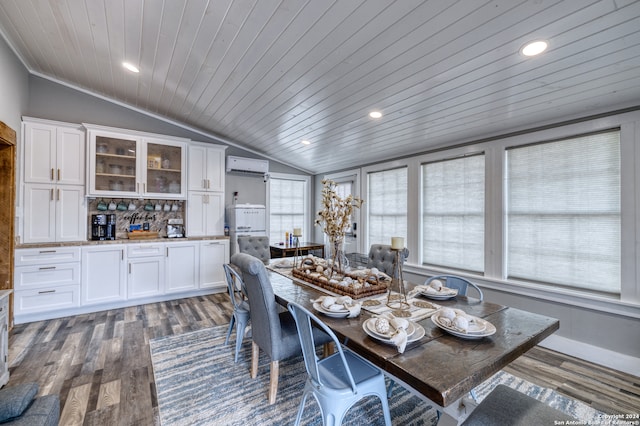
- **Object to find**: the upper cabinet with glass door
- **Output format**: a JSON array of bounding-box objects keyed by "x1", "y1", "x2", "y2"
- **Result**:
[
  {"x1": 85, "y1": 124, "x2": 187, "y2": 199},
  {"x1": 142, "y1": 138, "x2": 186, "y2": 198}
]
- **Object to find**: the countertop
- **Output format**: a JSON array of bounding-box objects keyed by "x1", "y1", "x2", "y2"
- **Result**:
[{"x1": 16, "y1": 235, "x2": 229, "y2": 249}]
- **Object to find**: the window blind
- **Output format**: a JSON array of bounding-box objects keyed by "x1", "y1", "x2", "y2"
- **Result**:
[
  {"x1": 506, "y1": 131, "x2": 621, "y2": 292},
  {"x1": 367, "y1": 167, "x2": 407, "y2": 246},
  {"x1": 269, "y1": 177, "x2": 306, "y2": 243},
  {"x1": 422, "y1": 154, "x2": 485, "y2": 272}
]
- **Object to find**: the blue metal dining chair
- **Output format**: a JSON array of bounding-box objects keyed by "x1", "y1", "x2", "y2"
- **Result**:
[
  {"x1": 425, "y1": 274, "x2": 484, "y2": 301},
  {"x1": 223, "y1": 263, "x2": 250, "y2": 363},
  {"x1": 288, "y1": 301, "x2": 392, "y2": 426}
]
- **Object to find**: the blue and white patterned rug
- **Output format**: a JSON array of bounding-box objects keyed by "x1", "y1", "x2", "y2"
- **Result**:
[{"x1": 149, "y1": 326, "x2": 604, "y2": 425}]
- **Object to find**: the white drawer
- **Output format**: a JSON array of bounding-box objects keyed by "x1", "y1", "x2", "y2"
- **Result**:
[
  {"x1": 14, "y1": 285, "x2": 80, "y2": 315},
  {"x1": 127, "y1": 244, "x2": 164, "y2": 258},
  {"x1": 15, "y1": 247, "x2": 81, "y2": 266},
  {"x1": 15, "y1": 263, "x2": 81, "y2": 290}
]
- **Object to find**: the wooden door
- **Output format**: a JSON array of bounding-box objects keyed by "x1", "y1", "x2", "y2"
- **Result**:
[{"x1": 0, "y1": 121, "x2": 16, "y2": 325}]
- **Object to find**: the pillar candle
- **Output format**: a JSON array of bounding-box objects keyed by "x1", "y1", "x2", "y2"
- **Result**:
[{"x1": 391, "y1": 237, "x2": 404, "y2": 250}]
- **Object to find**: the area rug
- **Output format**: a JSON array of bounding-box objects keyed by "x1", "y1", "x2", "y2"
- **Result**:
[{"x1": 149, "y1": 326, "x2": 603, "y2": 425}]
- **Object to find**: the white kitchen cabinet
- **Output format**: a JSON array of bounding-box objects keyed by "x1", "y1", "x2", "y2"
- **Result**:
[
  {"x1": 81, "y1": 246, "x2": 126, "y2": 305},
  {"x1": 127, "y1": 243, "x2": 165, "y2": 298},
  {"x1": 23, "y1": 183, "x2": 86, "y2": 243},
  {"x1": 165, "y1": 242, "x2": 199, "y2": 293},
  {"x1": 187, "y1": 191, "x2": 224, "y2": 237},
  {"x1": 21, "y1": 119, "x2": 86, "y2": 244},
  {"x1": 13, "y1": 247, "x2": 81, "y2": 318},
  {"x1": 188, "y1": 143, "x2": 226, "y2": 192},
  {"x1": 85, "y1": 124, "x2": 187, "y2": 199},
  {"x1": 23, "y1": 118, "x2": 85, "y2": 186},
  {"x1": 199, "y1": 239, "x2": 229, "y2": 290}
]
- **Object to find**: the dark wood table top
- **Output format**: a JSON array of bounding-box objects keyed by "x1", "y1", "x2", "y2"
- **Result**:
[{"x1": 268, "y1": 270, "x2": 559, "y2": 408}]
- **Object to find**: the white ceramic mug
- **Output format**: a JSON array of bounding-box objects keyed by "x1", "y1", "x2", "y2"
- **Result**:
[
  {"x1": 128, "y1": 201, "x2": 137, "y2": 211},
  {"x1": 164, "y1": 203, "x2": 171, "y2": 212},
  {"x1": 108, "y1": 201, "x2": 117, "y2": 210}
]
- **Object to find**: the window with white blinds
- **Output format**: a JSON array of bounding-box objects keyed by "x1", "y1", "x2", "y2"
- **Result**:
[
  {"x1": 506, "y1": 131, "x2": 621, "y2": 293},
  {"x1": 367, "y1": 167, "x2": 407, "y2": 246},
  {"x1": 422, "y1": 154, "x2": 485, "y2": 272},
  {"x1": 269, "y1": 176, "x2": 309, "y2": 243}
]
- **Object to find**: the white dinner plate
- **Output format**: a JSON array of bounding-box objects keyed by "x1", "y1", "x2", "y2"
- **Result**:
[
  {"x1": 313, "y1": 302, "x2": 350, "y2": 318},
  {"x1": 365, "y1": 318, "x2": 416, "y2": 339},
  {"x1": 431, "y1": 313, "x2": 496, "y2": 339},
  {"x1": 417, "y1": 287, "x2": 458, "y2": 300},
  {"x1": 362, "y1": 318, "x2": 425, "y2": 344}
]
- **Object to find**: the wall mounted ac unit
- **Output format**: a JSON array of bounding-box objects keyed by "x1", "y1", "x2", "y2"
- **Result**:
[{"x1": 226, "y1": 156, "x2": 269, "y2": 178}]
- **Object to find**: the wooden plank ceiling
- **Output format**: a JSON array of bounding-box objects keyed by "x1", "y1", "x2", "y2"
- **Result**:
[{"x1": 0, "y1": 0, "x2": 639, "y2": 174}]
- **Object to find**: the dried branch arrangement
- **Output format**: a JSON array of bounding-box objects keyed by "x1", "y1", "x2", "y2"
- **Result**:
[{"x1": 315, "y1": 179, "x2": 363, "y2": 276}]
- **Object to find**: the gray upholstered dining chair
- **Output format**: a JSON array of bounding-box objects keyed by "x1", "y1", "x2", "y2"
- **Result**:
[
  {"x1": 425, "y1": 274, "x2": 484, "y2": 301},
  {"x1": 223, "y1": 263, "x2": 250, "y2": 363},
  {"x1": 367, "y1": 244, "x2": 409, "y2": 277},
  {"x1": 237, "y1": 235, "x2": 271, "y2": 264},
  {"x1": 231, "y1": 253, "x2": 332, "y2": 405},
  {"x1": 288, "y1": 301, "x2": 392, "y2": 426}
]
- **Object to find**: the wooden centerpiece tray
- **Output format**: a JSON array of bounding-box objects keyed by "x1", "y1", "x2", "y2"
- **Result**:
[
  {"x1": 127, "y1": 231, "x2": 160, "y2": 240},
  {"x1": 291, "y1": 256, "x2": 390, "y2": 299}
]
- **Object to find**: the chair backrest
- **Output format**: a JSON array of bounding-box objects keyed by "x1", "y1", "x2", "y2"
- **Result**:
[
  {"x1": 237, "y1": 236, "x2": 271, "y2": 264},
  {"x1": 425, "y1": 274, "x2": 484, "y2": 301},
  {"x1": 223, "y1": 263, "x2": 247, "y2": 310},
  {"x1": 287, "y1": 302, "x2": 357, "y2": 393},
  {"x1": 367, "y1": 244, "x2": 409, "y2": 276},
  {"x1": 231, "y1": 253, "x2": 281, "y2": 358}
]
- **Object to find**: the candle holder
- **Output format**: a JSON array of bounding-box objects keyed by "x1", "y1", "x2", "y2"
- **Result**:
[
  {"x1": 293, "y1": 230, "x2": 302, "y2": 268},
  {"x1": 386, "y1": 248, "x2": 410, "y2": 314}
]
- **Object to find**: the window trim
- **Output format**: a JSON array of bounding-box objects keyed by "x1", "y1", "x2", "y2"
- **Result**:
[{"x1": 266, "y1": 172, "x2": 312, "y2": 242}]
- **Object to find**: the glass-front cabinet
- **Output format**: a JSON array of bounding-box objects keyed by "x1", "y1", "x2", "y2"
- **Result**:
[{"x1": 85, "y1": 125, "x2": 187, "y2": 198}]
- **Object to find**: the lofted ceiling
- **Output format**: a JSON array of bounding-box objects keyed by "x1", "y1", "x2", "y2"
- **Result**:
[{"x1": 0, "y1": 0, "x2": 639, "y2": 175}]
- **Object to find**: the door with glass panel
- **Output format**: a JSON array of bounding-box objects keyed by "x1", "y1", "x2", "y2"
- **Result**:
[{"x1": 325, "y1": 171, "x2": 361, "y2": 255}]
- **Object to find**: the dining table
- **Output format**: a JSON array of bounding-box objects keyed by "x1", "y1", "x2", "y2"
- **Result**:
[{"x1": 266, "y1": 267, "x2": 560, "y2": 425}]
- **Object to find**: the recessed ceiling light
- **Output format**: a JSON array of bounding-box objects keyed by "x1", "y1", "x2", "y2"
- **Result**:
[
  {"x1": 369, "y1": 111, "x2": 382, "y2": 119},
  {"x1": 122, "y1": 62, "x2": 139, "y2": 73},
  {"x1": 301, "y1": 140, "x2": 310, "y2": 145},
  {"x1": 521, "y1": 40, "x2": 548, "y2": 57}
]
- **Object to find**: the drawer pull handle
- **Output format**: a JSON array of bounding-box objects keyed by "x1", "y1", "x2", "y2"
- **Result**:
[
  {"x1": 38, "y1": 266, "x2": 56, "y2": 270},
  {"x1": 39, "y1": 250, "x2": 57, "y2": 254},
  {"x1": 38, "y1": 290, "x2": 56, "y2": 294}
]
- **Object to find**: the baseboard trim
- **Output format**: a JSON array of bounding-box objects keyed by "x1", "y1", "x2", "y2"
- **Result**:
[{"x1": 539, "y1": 334, "x2": 640, "y2": 377}]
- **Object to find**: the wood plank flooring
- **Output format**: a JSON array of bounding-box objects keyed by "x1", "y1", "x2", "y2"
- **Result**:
[{"x1": 7, "y1": 294, "x2": 640, "y2": 425}]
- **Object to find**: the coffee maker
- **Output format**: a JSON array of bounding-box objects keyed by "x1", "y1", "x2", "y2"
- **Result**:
[
  {"x1": 92, "y1": 214, "x2": 116, "y2": 240},
  {"x1": 166, "y1": 218, "x2": 184, "y2": 238}
]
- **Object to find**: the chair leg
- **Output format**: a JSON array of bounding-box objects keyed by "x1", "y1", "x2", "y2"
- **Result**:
[
  {"x1": 322, "y1": 342, "x2": 334, "y2": 358},
  {"x1": 268, "y1": 360, "x2": 279, "y2": 405},
  {"x1": 251, "y1": 341, "x2": 259, "y2": 379},
  {"x1": 294, "y1": 389, "x2": 309, "y2": 426},
  {"x1": 225, "y1": 315, "x2": 236, "y2": 346},
  {"x1": 234, "y1": 318, "x2": 246, "y2": 363}
]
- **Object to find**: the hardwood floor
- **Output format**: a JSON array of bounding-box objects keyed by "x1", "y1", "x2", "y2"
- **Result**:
[{"x1": 7, "y1": 294, "x2": 640, "y2": 425}]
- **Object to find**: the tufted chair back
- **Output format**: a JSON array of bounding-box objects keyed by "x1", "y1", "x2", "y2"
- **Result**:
[
  {"x1": 237, "y1": 235, "x2": 271, "y2": 264},
  {"x1": 367, "y1": 244, "x2": 409, "y2": 277}
]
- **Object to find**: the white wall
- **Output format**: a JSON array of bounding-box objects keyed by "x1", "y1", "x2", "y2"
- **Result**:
[{"x1": 0, "y1": 35, "x2": 28, "y2": 135}]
